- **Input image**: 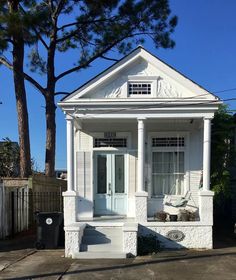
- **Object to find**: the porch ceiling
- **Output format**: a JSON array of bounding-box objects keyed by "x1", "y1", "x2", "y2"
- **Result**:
[{"x1": 75, "y1": 117, "x2": 202, "y2": 126}]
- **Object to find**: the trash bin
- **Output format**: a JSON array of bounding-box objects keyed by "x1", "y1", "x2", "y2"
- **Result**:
[{"x1": 35, "y1": 212, "x2": 63, "y2": 249}]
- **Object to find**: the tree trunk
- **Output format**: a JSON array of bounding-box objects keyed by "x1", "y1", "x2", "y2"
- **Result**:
[
  {"x1": 45, "y1": 26, "x2": 57, "y2": 177},
  {"x1": 45, "y1": 94, "x2": 56, "y2": 177},
  {"x1": 9, "y1": 0, "x2": 31, "y2": 178}
]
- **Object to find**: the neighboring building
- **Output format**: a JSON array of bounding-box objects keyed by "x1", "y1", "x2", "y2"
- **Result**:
[
  {"x1": 55, "y1": 169, "x2": 67, "y2": 180},
  {"x1": 58, "y1": 47, "x2": 221, "y2": 258}
]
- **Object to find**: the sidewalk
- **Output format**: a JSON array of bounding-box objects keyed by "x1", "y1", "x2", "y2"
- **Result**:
[{"x1": 0, "y1": 247, "x2": 236, "y2": 280}]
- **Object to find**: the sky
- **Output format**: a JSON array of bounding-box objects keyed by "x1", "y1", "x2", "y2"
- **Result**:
[{"x1": 0, "y1": 0, "x2": 236, "y2": 171}]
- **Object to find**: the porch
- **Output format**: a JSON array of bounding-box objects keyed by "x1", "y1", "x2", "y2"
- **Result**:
[
  {"x1": 64, "y1": 116, "x2": 213, "y2": 222},
  {"x1": 63, "y1": 115, "x2": 214, "y2": 257}
]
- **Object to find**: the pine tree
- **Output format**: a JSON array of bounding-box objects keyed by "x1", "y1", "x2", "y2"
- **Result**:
[{"x1": 0, "y1": 0, "x2": 177, "y2": 176}]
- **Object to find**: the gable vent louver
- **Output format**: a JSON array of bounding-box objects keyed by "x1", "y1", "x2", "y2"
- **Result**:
[{"x1": 129, "y1": 82, "x2": 151, "y2": 95}]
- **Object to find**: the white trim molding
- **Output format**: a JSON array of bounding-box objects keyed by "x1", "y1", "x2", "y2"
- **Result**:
[{"x1": 147, "y1": 131, "x2": 190, "y2": 198}]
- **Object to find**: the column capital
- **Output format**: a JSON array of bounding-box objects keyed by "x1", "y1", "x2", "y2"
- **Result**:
[
  {"x1": 137, "y1": 117, "x2": 146, "y2": 121},
  {"x1": 198, "y1": 190, "x2": 214, "y2": 197},
  {"x1": 203, "y1": 117, "x2": 213, "y2": 121},
  {"x1": 65, "y1": 114, "x2": 74, "y2": 121}
]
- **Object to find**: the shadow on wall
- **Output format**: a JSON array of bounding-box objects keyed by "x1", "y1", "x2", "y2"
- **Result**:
[
  {"x1": 138, "y1": 225, "x2": 186, "y2": 250},
  {"x1": 76, "y1": 196, "x2": 94, "y2": 220},
  {"x1": 75, "y1": 196, "x2": 127, "y2": 220}
]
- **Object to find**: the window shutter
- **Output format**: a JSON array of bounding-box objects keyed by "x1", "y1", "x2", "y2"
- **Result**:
[{"x1": 76, "y1": 151, "x2": 92, "y2": 199}]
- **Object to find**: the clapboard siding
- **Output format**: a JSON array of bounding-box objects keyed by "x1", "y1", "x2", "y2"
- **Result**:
[{"x1": 78, "y1": 131, "x2": 93, "y2": 151}]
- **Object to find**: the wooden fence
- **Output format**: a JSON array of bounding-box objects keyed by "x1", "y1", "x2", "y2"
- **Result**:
[
  {"x1": 0, "y1": 184, "x2": 29, "y2": 238},
  {"x1": 0, "y1": 182, "x2": 6, "y2": 239}
]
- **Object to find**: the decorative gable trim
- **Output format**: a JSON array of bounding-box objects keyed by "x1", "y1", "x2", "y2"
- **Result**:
[{"x1": 60, "y1": 46, "x2": 219, "y2": 103}]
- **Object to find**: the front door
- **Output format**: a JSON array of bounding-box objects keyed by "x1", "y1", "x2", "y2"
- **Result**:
[{"x1": 94, "y1": 153, "x2": 127, "y2": 215}]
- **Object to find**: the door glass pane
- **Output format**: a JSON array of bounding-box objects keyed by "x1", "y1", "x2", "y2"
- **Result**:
[
  {"x1": 97, "y1": 155, "x2": 107, "y2": 194},
  {"x1": 115, "y1": 155, "x2": 124, "y2": 193}
]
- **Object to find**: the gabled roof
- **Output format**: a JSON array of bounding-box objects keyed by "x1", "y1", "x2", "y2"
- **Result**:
[{"x1": 60, "y1": 46, "x2": 219, "y2": 102}]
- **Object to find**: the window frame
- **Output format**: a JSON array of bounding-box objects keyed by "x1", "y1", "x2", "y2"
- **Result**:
[
  {"x1": 127, "y1": 76, "x2": 158, "y2": 98},
  {"x1": 92, "y1": 132, "x2": 131, "y2": 151},
  {"x1": 148, "y1": 132, "x2": 190, "y2": 198},
  {"x1": 128, "y1": 82, "x2": 152, "y2": 95}
]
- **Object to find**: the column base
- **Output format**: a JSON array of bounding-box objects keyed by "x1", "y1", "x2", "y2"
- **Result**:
[
  {"x1": 64, "y1": 223, "x2": 86, "y2": 257},
  {"x1": 198, "y1": 190, "x2": 214, "y2": 225},
  {"x1": 123, "y1": 222, "x2": 138, "y2": 257},
  {"x1": 135, "y1": 191, "x2": 148, "y2": 223},
  {"x1": 63, "y1": 191, "x2": 78, "y2": 226},
  {"x1": 63, "y1": 190, "x2": 77, "y2": 197}
]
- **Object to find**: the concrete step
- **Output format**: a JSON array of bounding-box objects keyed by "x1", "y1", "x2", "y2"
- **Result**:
[
  {"x1": 72, "y1": 251, "x2": 127, "y2": 259},
  {"x1": 84, "y1": 227, "x2": 122, "y2": 234},
  {"x1": 81, "y1": 243, "x2": 122, "y2": 252},
  {"x1": 82, "y1": 235, "x2": 122, "y2": 245},
  {"x1": 79, "y1": 226, "x2": 124, "y2": 257}
]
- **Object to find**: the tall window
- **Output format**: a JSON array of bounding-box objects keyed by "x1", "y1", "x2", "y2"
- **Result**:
[{"x1": 152, "y1": 137, "x2": 185, "y2": 196}]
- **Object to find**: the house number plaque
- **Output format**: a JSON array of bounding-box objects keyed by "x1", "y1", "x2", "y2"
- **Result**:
[
  {"x1": 104, "y1": 132, "x2": 116, "y2": 138},
  {"x1": 166, "y1": 230, "x2": 185, "y2": 242}
]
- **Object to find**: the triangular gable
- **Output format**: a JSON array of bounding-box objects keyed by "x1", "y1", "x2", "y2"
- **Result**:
[{"x1": 62, "y1": 46, "x2": 219, "y2": 102}]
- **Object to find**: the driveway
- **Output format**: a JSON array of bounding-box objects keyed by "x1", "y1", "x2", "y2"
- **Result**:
[{"x1": 0, "y1": 227, "x2": 235, "y2": 280}]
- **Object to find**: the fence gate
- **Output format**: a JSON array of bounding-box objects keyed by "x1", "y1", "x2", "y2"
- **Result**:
[{"x1": 10, "y1": 186, "x2": 29, "y2": 236}]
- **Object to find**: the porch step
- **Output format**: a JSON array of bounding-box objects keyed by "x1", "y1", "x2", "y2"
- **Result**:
[
  {"x1": 82, "y1": 235, "x2": 122, "y2": 245},
  {"x1": 81, "y1": 244, "x2": 121, "y2": 252},
  {"x1": 83, "y1": 227, "x2": 122, "y2": 237},
  {"x1": 72, "y1": 251, "x2": 127, "y2": 259},
  {"x1": 77, "y1": 225, "x2": 125, "y2": 259}
]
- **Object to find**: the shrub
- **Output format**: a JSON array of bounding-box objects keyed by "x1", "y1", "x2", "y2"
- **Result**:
[{"x1": 137, "y1": 234, "x2": 160, "y2": 256}]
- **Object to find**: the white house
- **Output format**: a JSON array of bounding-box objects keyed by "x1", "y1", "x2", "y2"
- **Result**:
[{"x1": 58, "y1": 47, "x2": 221, "y2": 259}]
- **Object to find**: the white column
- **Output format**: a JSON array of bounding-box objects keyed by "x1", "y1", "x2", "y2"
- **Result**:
[
  {"x1": 66, "y1": 115, "x2": 74, "y2": 192},
  {"x1": 135, "y1": 118, "x2": 148, "y2": 222},
  {"x1": 203, "y1": 117, "x2": 211, "y2": 191},
  {"x1": 137, "y1": 118, "x2": 145, "y2": 192}
]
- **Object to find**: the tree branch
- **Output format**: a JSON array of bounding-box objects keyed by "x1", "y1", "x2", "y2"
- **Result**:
[
  {"x1": 56, "y1": 17, "x2": 119, "y2": 43},
  {"x1": 19, "y1": 4, "x2": 49, "y2": 50},
  {"x1": 57, "y1": 21, "x2": 79, "y2": 31},
  {"x1": 101, "y1": 55, "x2": 119, "y2": 62},
  {"x1": 56, "y1": 35, "x2": 131, "y2": 81},
  {"x1": 54, "y1": 91, "x2": 70, "y2": 96},
  {"x1": 57, "y1": 16, "x2": 117, "y2": 31},
  {"x1": 56, "y1": 30, "x2": 156, "y2": 81},
  {"x1": 0, "y1": 56, "x2": 46, "y2": 95},
  {"x1": 53, "y1": 0, "x2": 66, "y2": 19},
  {"x1": 56, "y1": 29, "x2": 79, "y2": 43},
  {"x1": 24, "y1": 73, "x2": 46, "y2": 95},
  {"x1": 0, "y1": 56, "x2": 12, "y2": 70}
]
